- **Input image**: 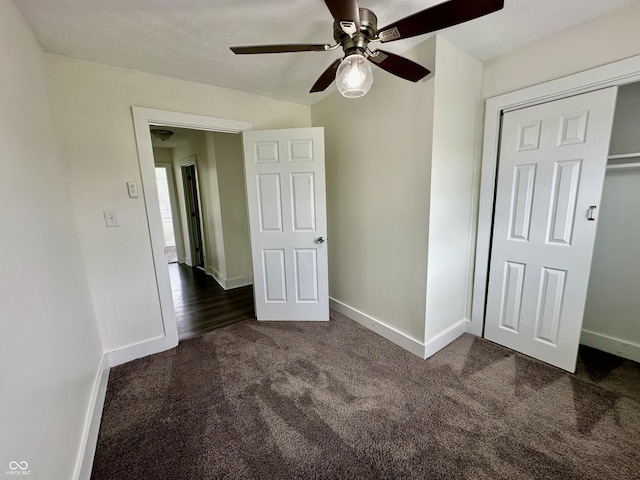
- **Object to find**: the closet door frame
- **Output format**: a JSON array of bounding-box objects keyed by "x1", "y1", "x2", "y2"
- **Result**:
[{"x1": 470, "y1": 53, "x2": 640, "y2": 337}]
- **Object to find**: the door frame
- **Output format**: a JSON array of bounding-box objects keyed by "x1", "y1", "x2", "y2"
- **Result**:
[
  {"x1": 470, "y1": 54, "x2": 640, "y2": 337},
  {"x1": 132, "y1": 106, "x2": 252, "y2": 349},
  {"x1": 178, "y1": 156, "x2": 207, "y2": 268}
]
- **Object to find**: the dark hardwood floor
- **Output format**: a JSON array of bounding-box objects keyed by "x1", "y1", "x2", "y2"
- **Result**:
[{"x1": 169, "y1": 263, "x2": 255, "y2": 340}]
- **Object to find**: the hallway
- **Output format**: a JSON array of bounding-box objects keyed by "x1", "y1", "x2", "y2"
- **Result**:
[{"x1": 170, "y1": 263, "x2": 255, "y2": 340}]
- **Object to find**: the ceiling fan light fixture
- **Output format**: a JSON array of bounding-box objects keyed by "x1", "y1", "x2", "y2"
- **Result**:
[
  {"x1": 230, "y1": 1, "x2": 505, "y2": 96},
  {"x1": 336, "y1": 54, "x2": 373, "y2": 98}
]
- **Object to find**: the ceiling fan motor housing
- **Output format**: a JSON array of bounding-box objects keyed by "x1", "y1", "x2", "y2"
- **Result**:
[{"x1": 333, "y1": 8, "x2": 378, "y2": 57}]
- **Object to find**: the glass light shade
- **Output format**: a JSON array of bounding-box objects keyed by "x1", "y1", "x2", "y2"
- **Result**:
[{"x1": 336, "y1": 54, "x2": 373, "y2": 98}]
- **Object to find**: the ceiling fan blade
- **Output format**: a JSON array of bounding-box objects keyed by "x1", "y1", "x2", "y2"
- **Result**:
[
  {"x1": 377, "y1": 0, "x2": 504, "y2": 43},
  {"x1": 231, "y1": 44, "x2": 328, "y2": 54},
  {"x1": 310, "y1": 59, "x2": 341, "y2": 93},
  {"x1": 324, "y1": 0, "x2": 360, "y2": 36},
  {"x1": 368, "y1": 50, "x2": 430, "y2": 82}
]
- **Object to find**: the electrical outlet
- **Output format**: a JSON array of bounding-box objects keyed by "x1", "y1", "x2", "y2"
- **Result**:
[
  {"x1": 104, "y1": 210, "x2": 119, "y2": 227},
  {"x1": 127, "y1": 181, "x2": 138, "y2": 198}
]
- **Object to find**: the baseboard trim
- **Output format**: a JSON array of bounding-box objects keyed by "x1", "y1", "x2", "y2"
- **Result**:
[
  {"x1": 580, "y1": 329, "x2": 640, "y2": 363},
  {"x1": 330, "y1": 298, "x2": 426, "y2": 358},
  {"x1": 206, "y1": 266, "x2": 252, "y2": 290},
  {"x1": 424, "y1": 319, "x2": 467, "y2": 359},
  {"x1": 226, "y1": 275, "x2": 253, "y2": 289},
  {"x1": 206, "y1": 266, "x2": 224, "y2": 288},
  {"x1": 74, "y1": 353, "x2": 110, "y2": 480},
  {"x1": 107, "y1": 334, "x2": 178, "y2": 367}
]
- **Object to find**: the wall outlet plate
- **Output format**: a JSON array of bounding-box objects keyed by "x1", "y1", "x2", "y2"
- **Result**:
[
  {"x1": 104, "y1": 210, "x2": 119, "y2": 227},
  {"x1": 127, "y1": 181, "x2": 138, "y2": 198}
]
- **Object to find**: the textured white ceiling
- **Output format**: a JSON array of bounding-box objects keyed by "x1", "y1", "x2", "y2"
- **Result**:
[{"x1": 15, "y1": 0, "x2": 639, "y2": 106}]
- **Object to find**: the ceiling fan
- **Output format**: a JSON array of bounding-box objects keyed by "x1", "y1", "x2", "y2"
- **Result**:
[{"x1": 231, "y1": 0, "x2": 504, "y2": 98}]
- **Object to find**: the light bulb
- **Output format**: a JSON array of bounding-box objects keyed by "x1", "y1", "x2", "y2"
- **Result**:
[{"x1": 336, "y1": 54, "x2": 373, "y2": 98}]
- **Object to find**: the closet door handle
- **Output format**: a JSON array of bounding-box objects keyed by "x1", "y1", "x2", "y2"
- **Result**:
[{"x1": 587, "y1": 205, "x2": 597, "y2": 221}]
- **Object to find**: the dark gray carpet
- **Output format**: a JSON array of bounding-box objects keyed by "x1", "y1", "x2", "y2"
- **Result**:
[{"x1": 91, "y1": 311, "x2": 640, "y2": 479}]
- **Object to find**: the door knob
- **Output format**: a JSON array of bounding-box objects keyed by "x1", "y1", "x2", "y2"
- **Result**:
[{"x1": 317, "y1": 236, "x2": 326, "y2": 244}]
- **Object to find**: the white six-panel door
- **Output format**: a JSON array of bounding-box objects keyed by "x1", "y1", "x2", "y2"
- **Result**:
[
  {"x1": 243, "y1": 127, "x2": 329, "y2": 321},
  {"x1": 484, "y1": 88, "x2": 618, "y2": 372}
]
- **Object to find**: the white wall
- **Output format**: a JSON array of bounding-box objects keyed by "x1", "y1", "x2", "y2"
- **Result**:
[
  {"x1": 210, "y1": 132, "x2": 252, "y2": 286},
  {"x1": 425, "y1": 37, "x2": 483, "y2": 341},
  {"x1": 0, "y1": 0, "x2": 103, "y2": 478},
  {"x1": 609, "y1": 82, "x2": 640, "y2": 155},
  {"x1": 311, "y1": 36, "x2": 482, "y2": 352},
  {"x1": 200, "y1": 133, "x2": 228, "y2": 277},
  {"x1": 482, "y1": 2, "x2": 640, "y2": 100},
  {"x1": 152, "y1": 146, "x2": 173, "y2": 164},
  {"x1": 311, "y1": 38, "x2": 436, "y2": 343},
  {"x1": 582, "y1": 168, "x2": 640, "y2": 362},
  {"x1": 44, "y1": 54, "x2": 311, "y2": 353}
]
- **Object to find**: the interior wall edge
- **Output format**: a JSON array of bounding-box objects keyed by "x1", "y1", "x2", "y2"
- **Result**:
[
  {"x1": 580, "y1": 329, "x2": 640, "y2": 363},
  {"x1": 74, "y1": 354, "x2": 110, "y2": 480},
  {"x1": 205, "y1": 266, "x2": 253, "y2": 291},
  {"x1": 329, "y1": 297, "x2": 427, "y2": 359},
  {"x1": 107, "y1": 335, "x2": 176, "y2": 367},
  {"x1": 423, "y1": 318, "x2": 468, "y2": 359}
]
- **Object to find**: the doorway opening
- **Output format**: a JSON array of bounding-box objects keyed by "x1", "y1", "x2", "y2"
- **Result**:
[
  {"x1": 133, "y1": 108, "x2": 330, "y2": 349},
  {"x1": 150, "y1": 126, "x2": 255, "y2": 339},
  {"x1": 582, "y1": 81, "x2": 640, "y2": 364},
  {"x1": 484, "y1": 84, "x2": 640, "y2": 371},
  {"x1": 473, "y1": 56, "x2": 640, "y2": 372},
  {"x1": 181, "y1": 163, "x2": 205, "y2": 269}
]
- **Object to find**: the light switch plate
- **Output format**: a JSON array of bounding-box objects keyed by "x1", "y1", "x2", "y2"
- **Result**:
[
  {"x1": 104, "y1": 210, "x2": 118, "y2": 227},
  {"x1": 127, "y1": 181, "x2": 138, "y2": 198}
]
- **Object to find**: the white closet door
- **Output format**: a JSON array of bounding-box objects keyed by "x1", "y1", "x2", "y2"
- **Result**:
[
  {"x1": 484, "y1": 87, "x2": 618, "y2": 372},
  {"x1": 243, "y1": 127, "x2": 329, "y2": 321}
]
